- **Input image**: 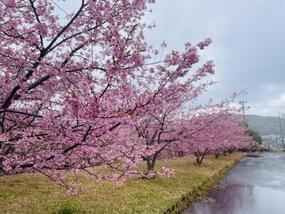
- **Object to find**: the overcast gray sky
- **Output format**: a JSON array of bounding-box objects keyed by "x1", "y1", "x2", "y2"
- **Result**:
[
  {"x1": 144, "y1": 0, "x2": 285, "y2": 116},
  {"x1": 63, "y1": 0, "x2": 285, "y2": 116}
]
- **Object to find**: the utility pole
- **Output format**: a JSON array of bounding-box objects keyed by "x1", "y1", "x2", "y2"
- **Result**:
[
  {"x1": 278, "y1": 113, "x2": 285, "y2": 148},
  {"x1": 239, "y1": 101, "x2": 248, "y2": 126}
]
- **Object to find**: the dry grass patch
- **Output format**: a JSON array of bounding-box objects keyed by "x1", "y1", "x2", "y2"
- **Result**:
[{"x1": 0, "y1": 153, "x2": 245, "y2": 214}]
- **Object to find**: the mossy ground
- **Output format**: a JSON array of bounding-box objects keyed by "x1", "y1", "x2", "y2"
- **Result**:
[{"x1": 0, "y1": 153, "x2": 244, "y2": 214}]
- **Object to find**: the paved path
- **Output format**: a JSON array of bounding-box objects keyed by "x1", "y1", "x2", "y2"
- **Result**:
[{"x1": 184, "y1": 152, "x2": 285, "y2": 214}]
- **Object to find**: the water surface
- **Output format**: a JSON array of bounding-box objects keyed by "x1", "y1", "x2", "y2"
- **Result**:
[{"x1": 184, "y1": 152, "x2": 285, "y2": 214}]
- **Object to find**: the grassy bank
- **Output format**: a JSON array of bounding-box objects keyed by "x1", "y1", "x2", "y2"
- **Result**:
[{"x1": 0, "y1": 153, "x2": 245, "y2": 214}]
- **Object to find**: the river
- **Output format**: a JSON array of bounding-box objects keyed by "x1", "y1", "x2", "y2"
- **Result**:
[{"x1": 184, "y1": 152, "x2": 285, "y2": 214}]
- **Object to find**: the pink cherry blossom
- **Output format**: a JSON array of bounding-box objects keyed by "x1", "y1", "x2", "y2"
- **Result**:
[{"x1": 0, "y1": 0, "x2": 249, "y2": 192}]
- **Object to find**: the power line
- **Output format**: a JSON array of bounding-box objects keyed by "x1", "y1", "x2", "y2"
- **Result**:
[
  {"x1": 50, "y1": 0, "x2": 70, "y2": 16},
  {"x1": 278, "y1": 113, "x2": 285, "y2": 147},
  {"x1": 250, "y1": 106, "x2": 285, "y2": 109}
]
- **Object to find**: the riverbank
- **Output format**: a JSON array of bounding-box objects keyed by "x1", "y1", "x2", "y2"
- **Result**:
[{"x1": 0, "y1": 153, "x2": 245, "y2": 214}]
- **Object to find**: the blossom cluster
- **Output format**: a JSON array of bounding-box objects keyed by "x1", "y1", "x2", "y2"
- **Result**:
[{"x1": 0, "y1": 0, "x2": 252, "y2": 194}]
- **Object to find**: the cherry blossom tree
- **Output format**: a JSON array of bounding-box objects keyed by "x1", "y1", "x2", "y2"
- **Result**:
[
  {"x1": 179, "y1": 110, "x2": 253, "y2": 164},
  {"x1": 0, "y1": 0, "x2": 215, "y2": 189},
  {"x1": 134, "y1": 52, "x2": 216, "y2": 173}
]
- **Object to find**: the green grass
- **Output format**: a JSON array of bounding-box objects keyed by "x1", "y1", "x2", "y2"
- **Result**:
[{"x1": 0, "y1": 153, "x2": 244, "y2": 214}]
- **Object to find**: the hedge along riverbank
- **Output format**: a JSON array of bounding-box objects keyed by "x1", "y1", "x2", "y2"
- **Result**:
[{"x1": 0, "y1": 153, "x2": 246, "y2": 214}]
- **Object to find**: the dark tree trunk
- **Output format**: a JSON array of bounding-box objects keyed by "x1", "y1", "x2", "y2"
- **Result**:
[
  {"x1": 194, "y1": 152, "x2": 205, "y2": 164},
  {"x1": 0, "y1": 157, "x2": 4, "y2": 175},
  {"x1": 0, "y1": 143, "x2": 14, "y2": 175},
  {"x1": 146, "y1": 158, "x2": 152, "y2": 172},
  {"x1": 146, "y1": 153, "x2": 159, "y2": 173},
  {"x1": 197, "y1": 155, "x2": 205, "y2": 164},
  {"x1": 178, "y1": 151, "x2": 184, "y2": 157},
  {"x1": 147, "y1": 159, "x2": 155, "y2": 172}
]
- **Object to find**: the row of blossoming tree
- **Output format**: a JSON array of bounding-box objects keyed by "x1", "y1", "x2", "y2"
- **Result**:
[{"x1": 0, "y1": 0, "x2": 253, "y2": 193}]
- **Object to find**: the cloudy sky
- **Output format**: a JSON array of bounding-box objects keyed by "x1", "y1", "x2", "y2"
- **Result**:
[
  {"x1": 144, "y1": 0, "x2": 285, "y2": 116},
  {"x1": 62, "y1": 0, "x2": 284, "y2": 116}
]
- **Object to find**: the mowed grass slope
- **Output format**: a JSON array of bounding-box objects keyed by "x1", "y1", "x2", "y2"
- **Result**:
[{"x1": 0, "y1": 153, "x2": 244, "y2": 214}]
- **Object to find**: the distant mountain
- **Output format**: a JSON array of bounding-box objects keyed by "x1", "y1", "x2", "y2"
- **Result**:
[{"x1": 246, "y1": 115, "x2": 285, "y2": 136}]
